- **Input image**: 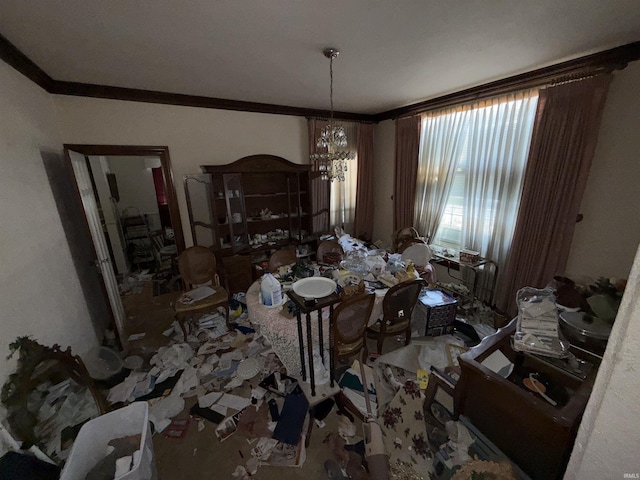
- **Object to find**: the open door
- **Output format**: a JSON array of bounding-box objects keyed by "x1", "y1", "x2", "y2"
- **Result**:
[
  {"x1": 63, "y1": 144, "x2": 185, "y2": 350},
  {"x1": 66, "y1": 149, "x2": 128, "y2": 347}
]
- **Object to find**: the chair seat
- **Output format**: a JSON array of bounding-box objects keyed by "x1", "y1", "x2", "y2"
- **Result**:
[
  {"x1": 367, "y1": 319, "x2": 411, "y2": 335},
  {"x1": 174, "y1": 286, "x2": 230, "y2": 339},
  {"x1": 174, "y1": 287, "x2": 229, "y2": 314},
  {"x1": 337, "y1": 338, "x2": 365, "y2": 358}
]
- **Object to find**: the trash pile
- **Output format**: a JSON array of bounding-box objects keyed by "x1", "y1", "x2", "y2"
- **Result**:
[
  {"x1": 105, "y1": 307, "x2": 312, "y2": 477},
  {"x1": 0, "y1": 337, "x2": 109, "y2": 465}
]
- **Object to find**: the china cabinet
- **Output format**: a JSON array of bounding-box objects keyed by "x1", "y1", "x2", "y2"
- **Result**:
[{"x1": 184, "y1": 155, "x2": 314, "y2": 285}]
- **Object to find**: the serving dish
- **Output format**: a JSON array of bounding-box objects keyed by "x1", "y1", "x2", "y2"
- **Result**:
[
  {"x1": 401, "y1": 243, "x2": 432, "y2": 268},
  {"x1": 292, "y1": 277, "x2": 337, "y2": 299}
]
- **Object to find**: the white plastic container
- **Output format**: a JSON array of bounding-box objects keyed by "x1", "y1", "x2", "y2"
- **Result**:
[
  {"x1": 83, "y1": 346, "x2": 124, "y2": 381},
  {"x1": 60, "y1": 402, "x2": 156, "y2": 480},
  {"x1": 260, "y1": 271, "x2": 283, "y2": 307}
]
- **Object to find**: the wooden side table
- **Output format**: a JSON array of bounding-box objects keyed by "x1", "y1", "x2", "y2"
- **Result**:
[{"x1": 287, "y1": 290, "x2": 341, "y2": 397}]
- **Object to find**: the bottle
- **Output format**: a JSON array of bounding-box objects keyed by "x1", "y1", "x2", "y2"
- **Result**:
[{"x1": 260, "y1": 270, "x2": 283, "y2": 307}]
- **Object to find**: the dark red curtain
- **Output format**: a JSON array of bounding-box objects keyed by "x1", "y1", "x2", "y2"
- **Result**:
[
  {"x1": 496, "y1": 75, "x2": 612, "y2": 316},
  {"x1": 353, "y1": 123, "x2": 375, "y2": 241},
  {"x1": 394, "y1": 115, "x2": 421, "y2": 231}
]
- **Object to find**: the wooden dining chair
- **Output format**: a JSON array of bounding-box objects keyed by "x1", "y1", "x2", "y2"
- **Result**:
[
  {"x1": 330, "y1": 293, "x2": 376, "y2": 375},
  {"x1": 267, "y1": 248, "x2": 297, "y2": 272},
  {"x1": 397, "y1": 237, "x2": 428, "y2": 253},
  {"x1": 174, "y1": 246, "x2": 230, "y2": 338},
  {"x1": 316, "y1": 240, "x2": 344, "y2": 264},
  {"x1": 330, "y1": 293, "x2": 376, "y2": 422},
  {"x1": 367, "y1": 279, "x2": 425, "y2": 354},
  {"x1": 392, "y1": 226, "x2": 422, "y2": 252}
]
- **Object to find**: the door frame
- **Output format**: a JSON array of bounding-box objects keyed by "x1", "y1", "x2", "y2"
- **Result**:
[
  {"x1": 63, "y1": 144, "x2": 185, "y2": 346},
  {"x1": 64, "y1": 144, "x2": 185, "y2": 253}
]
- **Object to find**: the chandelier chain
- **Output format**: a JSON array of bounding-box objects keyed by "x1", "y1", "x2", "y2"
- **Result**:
[
  {"x1": 310, "y1": 47, "x2": 355, "y2": 182},
  {"x1": 329, "y1": 54, "x2": 334, "y2": 128}
]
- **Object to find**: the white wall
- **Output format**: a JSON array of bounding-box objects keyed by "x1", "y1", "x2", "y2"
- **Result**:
[
  {"x1": 0, "y1": 62, "x2": 99, "y2": 389},
  {"x1": 108, "y1": 155, "x2": 162, "y2": 231},
  {"x1": 565, "y1": 61, "x2": 640, "y2": 281},
  {"x1": 53, "y1": 96, "x2": 308, "y2": 247}
]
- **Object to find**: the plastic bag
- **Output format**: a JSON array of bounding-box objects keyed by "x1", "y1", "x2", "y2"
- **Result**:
[{"x1": 512, "y1": 286, "x2": 570, "y2": 358}]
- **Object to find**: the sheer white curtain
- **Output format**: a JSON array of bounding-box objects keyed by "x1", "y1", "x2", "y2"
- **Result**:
[
  {"x1": 415, "y1": 91, "x2": 539, "y2": 297},
  {"x1": 415, "y1": 109, "x2": 466, "y2": 242},
  {"x1": 461, "y1": 93, "x2": 539, "y2": 264},
  {"x1": 330, "y1": 121, "x2": 358, "y2": 233}
]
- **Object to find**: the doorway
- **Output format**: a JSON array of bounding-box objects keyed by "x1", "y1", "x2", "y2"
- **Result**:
[{"x1": 63, "y1": 145, "x2": 185, "y2": 348}]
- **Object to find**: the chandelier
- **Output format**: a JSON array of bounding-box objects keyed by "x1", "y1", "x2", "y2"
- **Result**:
[{"x1": 310, "y1": 48, "x2": 355, "y2": 182}]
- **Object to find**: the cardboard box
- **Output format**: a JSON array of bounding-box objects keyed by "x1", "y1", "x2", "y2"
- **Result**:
[{"x1": 412, "y1": 289, "x2": 458, "y2": 336}]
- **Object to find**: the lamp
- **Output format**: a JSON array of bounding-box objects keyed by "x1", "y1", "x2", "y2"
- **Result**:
[{"x1": 310, "y1": 48, "x2": 355, "y2": 182}]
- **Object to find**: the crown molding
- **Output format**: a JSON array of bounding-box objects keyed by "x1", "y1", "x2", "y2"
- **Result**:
[
  {"x1": 1, "y1": 30, "x2": 638, "y2": 122},
  {"x1": 49, "y1": 80, "x2": 374, "y2": 122},
  {"x1": 0, "y1": 32, "x2": 55, "y2": 90},
  {"x1": 373, "y1": 40, "x2": 640, "y2": 121}
]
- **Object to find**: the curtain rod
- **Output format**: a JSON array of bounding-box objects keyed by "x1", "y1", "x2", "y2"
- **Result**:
[
  {"x1": 306, "y1": 116, "x2": 376, "y2": 124},
  {"x1": 379, "y1": 40, "x2": 640, "y2": 121}
]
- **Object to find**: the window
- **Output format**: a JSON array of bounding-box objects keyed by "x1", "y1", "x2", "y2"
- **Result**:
[{"x1": 415, "y1": 91, "x2": 539, "y2": 266}]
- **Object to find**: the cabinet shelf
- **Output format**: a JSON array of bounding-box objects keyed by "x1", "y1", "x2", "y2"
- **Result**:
[
  {"x1": 247, "y1": 216, "x2": 289, "y2": 222},
  {"x1": 244, "y1": 192, "x2": 288, "y2": 198}
]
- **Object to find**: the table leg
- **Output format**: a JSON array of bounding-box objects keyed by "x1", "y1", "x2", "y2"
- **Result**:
[
  {"x1": 296, "y1": 311, "x2": 306, "y2": 381},
  {"x1": 329, "y1": 304, "x2": 335, "y2": 388},
  {"x1": 318, "y1": 307, "x2": 324, "y2": 363},
  {"x1": 306, "y1": 311, "x2": 316, "y2": 396}
]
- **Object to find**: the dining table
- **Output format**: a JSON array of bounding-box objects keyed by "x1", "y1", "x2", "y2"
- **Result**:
[{"x1": 245, "y1": 273, "x2": 387, "y2": 382}]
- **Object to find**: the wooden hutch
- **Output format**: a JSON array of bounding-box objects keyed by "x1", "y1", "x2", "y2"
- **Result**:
[{"x1": 185, "y1": 155, "x2": 314, "y2": 292}]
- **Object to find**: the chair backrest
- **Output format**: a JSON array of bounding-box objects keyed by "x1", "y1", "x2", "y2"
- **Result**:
[
  {"x1": 178, "y1": 246, "x2": 218, "y2": 289},
  {"x1": 383, "y1": 279, "x2": 425, "y2": 325},
  {"x1": 393, "y1": 226, "x2": 421, "y2": 252},
  {"x1": 397, "y1": 237, "x2": 428, "y2": 253},
  {"x1": 316, "y1": 240, "x2": 344, "y2": 264},
  {"x1": 333, "y1": 293, "x2": 376, "y2": 347},
  {"x1": 267, "y1": 248, "x2": 297, "y2": 272}
]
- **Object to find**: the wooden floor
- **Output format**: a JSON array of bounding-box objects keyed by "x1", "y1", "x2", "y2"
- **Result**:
[{"x1": 120, "y1": 281, "x2": 181, "y2": 359}]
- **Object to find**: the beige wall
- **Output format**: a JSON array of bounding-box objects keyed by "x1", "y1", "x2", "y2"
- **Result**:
[
  {"x1": 0, "y1": 62, "x2": 98, "y2": 388},
  {"x1": 53, "y1": 96, "x2": 308, "y2": 247}
]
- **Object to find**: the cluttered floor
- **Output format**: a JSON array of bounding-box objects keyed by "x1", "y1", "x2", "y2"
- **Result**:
[
  {"x1": 117, "y1": 280, "x2": 512, "y2": 480},
  {"x1": 1, "y1": 276, "x2": 516, "y2": 480},
  {"x1": 121, "y1": 281, "x2": 417, "y2": 480},
  {"x1": 123, "y1": 281, "x2": 346, "y2": 480}
]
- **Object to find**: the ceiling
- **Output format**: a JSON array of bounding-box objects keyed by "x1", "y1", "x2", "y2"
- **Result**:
[{"x1": 1, "y1": 0, "x2": 639, "y2": 116}]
